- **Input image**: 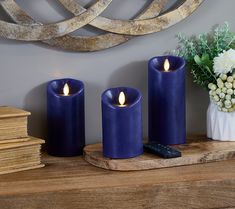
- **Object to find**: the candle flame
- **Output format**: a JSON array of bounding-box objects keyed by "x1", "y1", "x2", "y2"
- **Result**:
[
  {"x1": 118, "y1": 91, "x2": 126, "y2": 106},
  {"x1": 63, "y1": 83, "x2": 70, "y2": 96},
  {"x1": 164, "y1": 59, "x2": 170, "y2": 72}
]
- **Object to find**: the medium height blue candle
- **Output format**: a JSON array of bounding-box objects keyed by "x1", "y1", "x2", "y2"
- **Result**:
[
  {"x1": 102, "y1": 87, "x2": 143, "y2": 159},
  {"x1": 47, "y1": 78, "x2": 85, "y2": 156},
  {"x1": 148, "y1": 55, "x2": 186, "y2": 145}
]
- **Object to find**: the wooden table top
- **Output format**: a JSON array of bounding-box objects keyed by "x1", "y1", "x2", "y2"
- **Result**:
[{"x1": 0, "y1": 154, "x2": 234, "y2": 209}]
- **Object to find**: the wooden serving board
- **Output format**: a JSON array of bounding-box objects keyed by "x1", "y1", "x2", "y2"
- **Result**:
[{"x1": 84, "y1": 140, "x2": 235, "y2": 171}]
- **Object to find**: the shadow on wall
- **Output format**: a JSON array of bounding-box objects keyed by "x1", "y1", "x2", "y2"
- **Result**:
[
  {"x1": 107, "y1": 60, "x2": 148, "y2": 138},
  {"x1": 108, "y1": 60, "x2": 209, "y2": 137},
  {"x1": 186, "y1": 70, "x2": 209, "y2": 135},
  {"x1": 83, "y1": 81, "x2": 103, "y2": 145},
  {"x1": 20, "y1": 62, "x2": 209, "y2": 144},
  {"x1": 23, "y1": 80, "x2": 104, "y2": 145},
  {"x1": 23, "y1": 83, "x2": 47, "y2": 140},
  {"x1": 45, "y1": 0, "x2": 73, "y2": 18}
]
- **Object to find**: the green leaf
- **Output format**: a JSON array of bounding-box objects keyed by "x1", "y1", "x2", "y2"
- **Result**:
[
  {"x1": 194, "y1": 55, "x2": 202, "y2": 66},
  {"x1": 201, "y1": 54, "x2": 213, "y2": 68},
  {"x1": 204, "y1": 65, "x2": 214, "y2": 76},
  {"x1": 201, "y1": 53, "x2": 209, "y2": 62}
]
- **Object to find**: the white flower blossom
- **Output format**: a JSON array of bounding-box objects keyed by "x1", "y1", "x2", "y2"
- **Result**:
[
  {"x1": 222, "y1": 87, "x2": 227, "y2": 93},
  {"x1": 225, "y1": 82, "x2": 233, "y2": 89},
  {"x1": 220, "y1": 74, "x2": 227, "y2": 80},
  {"x1": 225, "y1": 100, "x2": 232, "y2": 106},
  {"x1": 213, "y1": 49, "x2": 235, "y2": 75},
  {"x1": 216, "y1": 88, "x2": 221, "y2": 94},
  {"x1": 222, "y1": 108, "x2": 228, "y2": 112},
  {"x1": 219, "y1": 92, "x2": 225, "y2": 98},
  {"x1": 227, "y1": 88, "x2": 233, "y2": 95},
  {"x1": 213, "y1": 95, "x2": 220, "y2": 102},
  {"x1": 217, "y1": 101, "x2": 223, "y2": 107},
  {"x1": 226, "y1": 94, "x2": 231, "y2": 100},
  {"x1": 218, "y1": 82, "x2": 224, "y2": 88},
  {"x1": 227, "y1": 76, "x2": 234, "y2": 82}
]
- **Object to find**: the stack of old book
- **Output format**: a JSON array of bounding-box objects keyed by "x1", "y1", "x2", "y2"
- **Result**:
[{"x1": 0, "y1": 106, "x2": 45, "y2": 175}]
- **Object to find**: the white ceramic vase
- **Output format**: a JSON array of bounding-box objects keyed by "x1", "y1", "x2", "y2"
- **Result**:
[{"x1": 207, "y1": 101, "x2": 235, "y2": 141}]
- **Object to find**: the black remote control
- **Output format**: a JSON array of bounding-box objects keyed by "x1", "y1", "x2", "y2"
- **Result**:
[{"x1": 144, "y1": 142, "x2": 182, "y2": 159}]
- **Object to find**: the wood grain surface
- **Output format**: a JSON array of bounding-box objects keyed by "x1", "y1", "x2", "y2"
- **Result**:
[
  {"x1": 84, "y1": 140, "x2": 235, "y2": 171},
  {"x1": 0, "y1": 106, "x2": 30, "y2": 119},
  {"x1": 0, "y1": 154, "x2": 234, "y2": 209}
]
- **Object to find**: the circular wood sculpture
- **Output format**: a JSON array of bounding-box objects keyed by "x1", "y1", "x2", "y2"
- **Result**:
[{"x1": 0, "y1": 0, "x2": 204, "y2": 51}]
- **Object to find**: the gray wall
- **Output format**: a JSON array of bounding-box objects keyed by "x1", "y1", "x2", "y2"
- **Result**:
[{"x1": 0, "y1": 0, "x2": 233, "y2": 144}]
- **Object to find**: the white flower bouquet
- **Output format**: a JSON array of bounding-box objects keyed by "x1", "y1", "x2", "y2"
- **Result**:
[
  {"x1": 174, "y1": 23, "x2": 235, "y2": 112},
  {"x1": 208, "y1": 49, "x2": 235, "y2": 112}
]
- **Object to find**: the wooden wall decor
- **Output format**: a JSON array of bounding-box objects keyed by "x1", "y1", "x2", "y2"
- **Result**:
[{"x1": 0, "y1": 0, "x2": 204, "y2": 52}]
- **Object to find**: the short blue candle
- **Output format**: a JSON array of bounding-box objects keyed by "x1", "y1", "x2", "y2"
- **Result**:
[
  {"x1": 102, "y1": 87, "x2": 143, "y2": 159},
  {"x1": 148, "y1": 55, "x2": 186, "y2": 145},
  {"x1": 47, "y1": 78, "x2": 85, "y2": 156}
]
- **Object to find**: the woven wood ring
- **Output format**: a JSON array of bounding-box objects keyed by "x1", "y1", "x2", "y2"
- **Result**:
[{"x1": 0, "y1": 0, "x2": 204, "y2": 52}]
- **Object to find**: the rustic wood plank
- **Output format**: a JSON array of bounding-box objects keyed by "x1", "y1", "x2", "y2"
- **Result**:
[
  {"x1": 0, "y1": 155, "x2": 234, "y2": 209},
  {"x1": 83, "y1": 140, "x2": 235, "y2": 171}
]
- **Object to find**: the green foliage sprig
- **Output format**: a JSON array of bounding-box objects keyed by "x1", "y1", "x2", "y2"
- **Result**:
[{"x1": 173, "y1": 23, "x2": 235, "y2": 89}]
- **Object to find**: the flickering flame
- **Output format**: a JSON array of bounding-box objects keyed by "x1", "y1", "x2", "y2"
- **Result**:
[
  {"x1": 118, "y1": 91, "x2": 126, "y2": 106},
  {"x1": 63, "y1": 83, "x2": 70, "y2": 96},
  {"x1": 164, "y1": 59, "x2": 170, "y2": 72}
]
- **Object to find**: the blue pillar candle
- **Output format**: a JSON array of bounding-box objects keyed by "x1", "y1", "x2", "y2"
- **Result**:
[
  {"x1": 47, "y1": 78, "x2": 85, "y2": 156},
  {"x1": 148, "y1": 55, "x2": 186, "y2": 145},
  {"x1": 102, "y1": 87, "x2": 143, "y2": 159}
]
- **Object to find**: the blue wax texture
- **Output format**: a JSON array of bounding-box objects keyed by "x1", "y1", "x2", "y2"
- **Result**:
[
  {"x1": 102, "y1": 87, "x2": 143, "y2": 159},
  {"x1": 47, "y1": 78, "x2": 85, "y2": 156},
  {"x1": 148, "y1": 55, "x2": 186, "y2": 145}
]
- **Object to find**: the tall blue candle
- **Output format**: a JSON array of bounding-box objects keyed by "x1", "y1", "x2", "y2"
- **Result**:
[
  {"x1": 47, "y1": 78, "x2": 85, "y2": 156},
  {"x1": 148, "y1": 55, "x2": 186, "y2": 145},
  {"x1": 102, "y1": 87, "x2": 143, "y2": 159}
]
